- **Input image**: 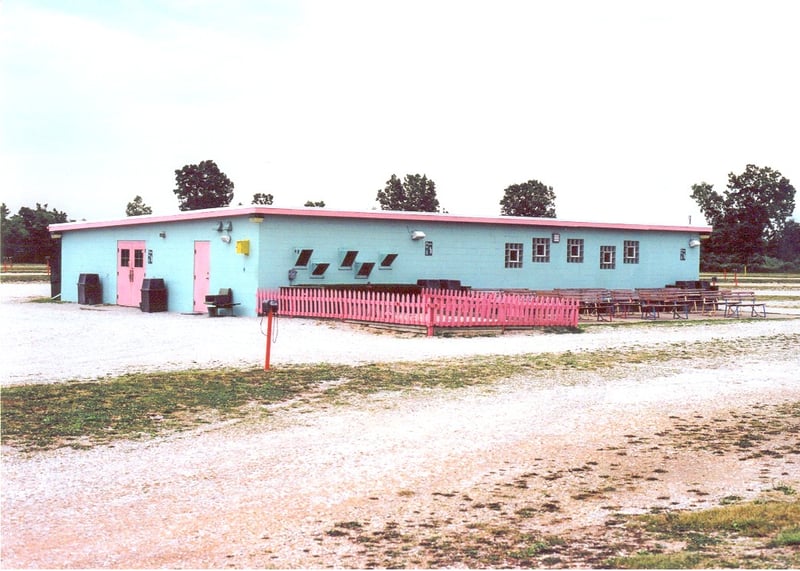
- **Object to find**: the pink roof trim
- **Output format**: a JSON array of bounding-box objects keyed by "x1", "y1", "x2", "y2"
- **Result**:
[{"x1": 50, "y1": 205, "x2": 712, "y2": 234}]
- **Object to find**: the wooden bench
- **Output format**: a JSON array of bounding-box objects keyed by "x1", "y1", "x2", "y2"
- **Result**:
[
  {"x1": 556, "y1": 289, "x2": 614, "y2": 321},
  {"x1": 204, "y1": 288, "x2": 240, "y2": 317},
  {"x1": 636, "y1": 288, "x2": 689, "y2": 320},
  {"x1": 609, "y1": 289, "x2": 640, "y2": 318},
  {"x1": 721, "y1": 291, "x2": 766, "y2": 318},
  {"x1": 699, "y1": 289, "x2": 729, "y2": 316}
]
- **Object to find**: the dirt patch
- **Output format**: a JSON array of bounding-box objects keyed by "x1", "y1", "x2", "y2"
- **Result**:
[{"x1": 3, "y1": 347, "x2": 799, "y2": 568}]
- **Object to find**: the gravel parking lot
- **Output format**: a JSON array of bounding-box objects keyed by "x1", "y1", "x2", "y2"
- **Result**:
[
  {"x1": 1, "y1": 282, "x2": 798, "y2": 386},
  {"x1": 2, "y1": 282, "x2": 799, "y2": 568}
]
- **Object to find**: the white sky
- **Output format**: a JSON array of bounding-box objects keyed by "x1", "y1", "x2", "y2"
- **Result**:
[{"x1": 1, "y1": 0, "x2": 798, "y2": 225}]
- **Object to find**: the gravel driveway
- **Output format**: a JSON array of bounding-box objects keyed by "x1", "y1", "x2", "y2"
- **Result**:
[{"x1": 2, "y1": 283, "x2": 799, "y2": 568}]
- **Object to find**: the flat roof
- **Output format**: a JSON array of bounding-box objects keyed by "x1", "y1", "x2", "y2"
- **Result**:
[{"x1": 50, "y1": 206, "x2": 712, "y2": 234}]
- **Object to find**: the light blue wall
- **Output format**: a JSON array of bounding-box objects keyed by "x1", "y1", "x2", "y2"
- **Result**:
[
  {"x1": 60, "y1": 215, "x2": 261, "y2": 314},
  {"x1": 255, "y1": 216, "x2": 702, "y2": 291},
  {"x1": 60, "y1": 212, "x2": 703, "y2": 315}
]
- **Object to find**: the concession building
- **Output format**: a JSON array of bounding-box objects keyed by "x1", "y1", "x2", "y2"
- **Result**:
[{"x1": 49, "y1": 206, "x2": 711, "y2": 316}]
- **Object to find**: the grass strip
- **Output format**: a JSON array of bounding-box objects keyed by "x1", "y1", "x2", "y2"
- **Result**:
[
  {"x1": 1, "y1": 333, "x2": 797, "y2": 451},
  {"x1": 607, "y1": 499, "x2": 800, "y2": 569}
]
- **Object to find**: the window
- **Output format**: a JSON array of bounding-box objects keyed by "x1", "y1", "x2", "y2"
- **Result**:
[
  {"x1": 600, "y1": 245, "x2": 616, "y2": 269},
  {"x1": 680, "y1": 248, "x2": 687, "y2": 261},
  {"x1": 379, "y1": 253, "x2": 398, "y2": 269},
  {"x1": 355, "y1": 262, "x2": 375, "y2": 279},
  {"x1": 310, "y1": 263, "x2": 330, "y2": 277},
  {"x1": 567, "y1": 239, "x2": 584, "y2": 263},
  {"x1": 120, "y1": 248, "x2": 130, "y2": 267},
  {"x1": 424, "y1": 241, "x2": 433, "y2": 256},
  {"x1": 505, "y1": 242, "x2": 523, "y2": 268},
  {"x1": 338, "y1": 249, "x2": 358, "y2": 269},
  {"x1": 532, "y1": 237, "x2": 550, "y2": 263},
  {"x1": 623, "y1": 240, "x2": 639, "y2": 264},
  {"x1": 294, "y1": 248, "x2": 313, "y2": 267},
  {"x1": 133, "y1": 249, "x2": 144, "y2": 268}
]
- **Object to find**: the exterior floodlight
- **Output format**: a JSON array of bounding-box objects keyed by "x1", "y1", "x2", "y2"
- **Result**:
[
  {"x1": 689, "y1": 239, "x2": 701, "y2": 248},
  {"x1": 410, "y1": 231, "x2": 426, "y2": 240},
  {"x1": 221, "y1": 235, "x2": 232, "y2": 244}
]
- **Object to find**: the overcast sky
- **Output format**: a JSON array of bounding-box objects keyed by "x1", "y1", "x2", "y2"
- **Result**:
[{"x1": 2, "y1": 0, "x2": 798, "y2": 225}]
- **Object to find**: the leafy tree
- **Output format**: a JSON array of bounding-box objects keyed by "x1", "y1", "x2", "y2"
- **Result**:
[
  {"x1": 125, "y1": 195, "x2": 152, "y2": 216},
  {"x1": 376, "y1": 174, "x2": 441, "y2": 212},
  {"x1": 173, "y1": 160, "x2": 234, "y2": 211},
  {"x1": 1, "y1": 203, "x2": 68, "y2": 263},
  {"x1": 691, "y1": 164, "x2": 795, "y2": 265},
  {"x1": 775, "y1": 219, "x2": 800, "y2": 262},
  {"x1": 252, "y1": 193, "x2": 274, "y2": 205},
  {"x1": 304, "y1": 200, "x2": 325, "y2": 207},
  {"x1": 500, "y1": 180, "x2": 557, "y2": 217}
]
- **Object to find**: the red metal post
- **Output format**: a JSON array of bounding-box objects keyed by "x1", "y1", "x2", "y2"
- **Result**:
[{"x1": 264, "y1": 310, "x2": 274, "y2": 371}]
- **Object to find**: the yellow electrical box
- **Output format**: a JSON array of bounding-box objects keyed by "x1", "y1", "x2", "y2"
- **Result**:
[{"x1": 236, "y1": 240, "x2": 250, "y2": 255}]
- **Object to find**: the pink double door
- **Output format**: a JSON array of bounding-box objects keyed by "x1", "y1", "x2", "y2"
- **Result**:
[{"x1": 117, "y1": 241, "x2": 146, "y2": 307}]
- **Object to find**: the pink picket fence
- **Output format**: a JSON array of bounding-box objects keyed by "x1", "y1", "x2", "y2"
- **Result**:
[{"x1": 256, "y1": 288, "x2": 579, "y2": 336}]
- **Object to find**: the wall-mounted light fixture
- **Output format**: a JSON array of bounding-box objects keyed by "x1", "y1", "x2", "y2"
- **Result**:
[
  {"x1": 223, "y1": 221, "x2": 233, "y2": 232},
  {"x1": 689, "y1": 239, "x2": 701, "y2": 248},
  {"x1": 221, "y1": 235, "x2": 232, "y2": 244},
  {"x1": 214, "y1": 221, "x2": 223, "y2": 231},
  {"x1": 410, "y1": 230, "x2": 426, "y2": 240},
  {"x1": 159, "y1": 231, "x2": 166, "y2": 239},
  {"x1": 249, "y1": 214, "x2": 264, "y2": 223}
]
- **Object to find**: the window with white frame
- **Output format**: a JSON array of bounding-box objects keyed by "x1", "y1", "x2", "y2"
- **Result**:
[
  {"x1": 532, "y1": 237, "x2": 550, "y2": 263},
  {"x1": 567, "y1": 238, "x2": 584, "y2": 263},
  {"x1": 623, "y1": 240, "x2": 639, "y2": 264},
  {"x1": 505, "y1": 242, "x2": 523, "y2": 268},
  {"x1": 294, "y1": 248, "x2": 313, "y2": 267},
  {"x1": 338, "y1": 249, "x2": 358, "y2": 269},
  {"x1": 310, "y1": 263, "x2": 329, "y2": 278},
  {"x1": 600, "y1": 245, "x2": 616, "y2": 269}
]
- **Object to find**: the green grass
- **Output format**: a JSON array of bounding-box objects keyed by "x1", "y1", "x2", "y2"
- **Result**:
[
  {"x1": 606, "y1": 500, "x2": 800, "y2": 568},
  {"x1": 2, "y1": 333, "x2": 798, "y2": 451},
  {"x1": 641, "y1": 501, "x2": 800, "y2": 537}
]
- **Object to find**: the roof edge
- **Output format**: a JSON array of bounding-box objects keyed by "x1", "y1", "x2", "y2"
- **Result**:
[{"x1": 49, "y1": 205, "x2": 712, "y2": 234}]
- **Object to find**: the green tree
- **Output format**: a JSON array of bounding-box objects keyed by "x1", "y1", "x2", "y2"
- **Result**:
[
  {"x1": 304, "y1": 200, "x2": 325, "y2": 207},
  {"x1": 500, "y1": 180, "x2": 557, "y2": 217},
  {"x1": 376, "y1": 174, "x2": 441, "y2": 212},
  {"x1": 252, "y1": 193, "x2": 274, "y2": 205},
  {"x1": 125, "y1": 195, "x2": 152, "y2": 216},
  {"x1": 1, "y1": 203, "x2": 68, "y2": 263},
  {"x1": 775, "y1": 219, "x2": 800, "y2": 263},
  {"x1": 173, "y1": 160, "x2": 234, "y2": 211},
  {"x1": 691, "y1": 164, "x2": 795, "y2": 265}
]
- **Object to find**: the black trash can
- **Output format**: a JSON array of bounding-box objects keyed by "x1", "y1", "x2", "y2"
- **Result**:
[
  {"x1": 140, "y1": 278, "x2": 168, "y2": 312},
  {"x1": 77, "y1": 274, "x2": 102, "y2": 305}
]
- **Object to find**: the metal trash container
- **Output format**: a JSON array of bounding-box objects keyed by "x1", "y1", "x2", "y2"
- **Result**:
[
  {"x1": 140, "y1": 278, "x2": 168, "y2": 312},
  {"x1": 77, "y1": 273, "x2": 102, "y2": 305}
]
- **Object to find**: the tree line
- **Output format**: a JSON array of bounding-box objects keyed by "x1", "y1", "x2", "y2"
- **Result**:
[{"x1": 2, "y1": 160, "x2": 796, "y2": 271}]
